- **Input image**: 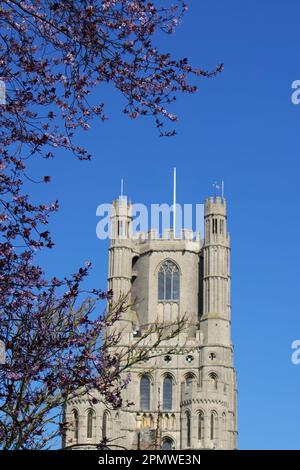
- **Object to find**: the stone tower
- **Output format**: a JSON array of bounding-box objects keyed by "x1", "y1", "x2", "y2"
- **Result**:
[{"x1": 64, "y1": 195, "x2": 238, "y2": 450}]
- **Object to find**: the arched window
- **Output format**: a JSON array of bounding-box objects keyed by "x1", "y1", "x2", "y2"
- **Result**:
[
  {"x1": 163, "y1": 375, "x2": 173, "y2": 411},
  {"x1": 209, "y1": 372, "x2": 218, "y2": 390},
  {"x1": 210, "y1": 413, "x2": 214, "y2": 440},
  {"x1": 222, "y1": 412, "x2": 226, "y2": 447},
  {"x1": 132, "y1": 255, "x2": 139, "y2": 269},
  {"x1": 87, "y1": 409, "x2": 94, "y2": 439},
  {"x1": 186, "y1": 410, "x2": 191, "y2": 447},
  {"x1": 162, "y1": 437, "x2": 173, "y2": 450},
  {"x1": 198, "y1": 411, "x2": 204, "y2": 440},
  {"x1": 158, "y1": 261, "x2": 179, "y2": 301},
  {"x1": 72, "y1": 409, "x2": 79, "y2": 441},
  {"x1": 140, "y1": 375, "x2": 151, "y2": 410},
  {"x1": 210, "y1": 411, "x2": 218, "y2": 441},
  {"x1": 102, "y1": 411, "x2": 109, "y2": 440},
  {"x1": 185, "y1": 373, "x2": 195, "y2": 386}
]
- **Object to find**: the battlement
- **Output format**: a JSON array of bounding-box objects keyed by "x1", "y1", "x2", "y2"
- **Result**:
[
  {"x1": 130, "y1": 229, "x2": 203, "y2": 254},
  {"x1": 205, "y1": 197, "x2": 227, "y2": 216},
  {"x1": 132, "y1": 228, "x2": 201, "y2": 242},
  {"x1": 66, "y1": 189, "x2": 237, "y2": 451},
  {"x1": 112, "y1": 196, "x2": 132, "y2": 216}
]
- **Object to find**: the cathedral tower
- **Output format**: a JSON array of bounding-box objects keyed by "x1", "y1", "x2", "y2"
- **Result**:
[{"x1": 65, "y1": 194, "x2": 238, "y2": 450}]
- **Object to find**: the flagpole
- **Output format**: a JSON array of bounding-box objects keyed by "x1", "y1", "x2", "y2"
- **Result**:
[
  {"x1": 222, "y1": 180, "x2": 224, "y2": 199},
  {"x1": 173, "y1": 168, "x2": 176, "y2": 238}
]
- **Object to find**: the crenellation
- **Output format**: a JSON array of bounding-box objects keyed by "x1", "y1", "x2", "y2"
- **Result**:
[{"x1": 65, "y1": 194, "x2": 237, "y2": 450}]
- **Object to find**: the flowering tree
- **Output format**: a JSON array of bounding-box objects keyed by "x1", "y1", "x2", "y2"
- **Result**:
[
  {"x1": 0, "y1": 290, "x2": 187, "y2": 449},
  {"x1": 0, "y1": 0, "x2": 221, "y2": 449}
]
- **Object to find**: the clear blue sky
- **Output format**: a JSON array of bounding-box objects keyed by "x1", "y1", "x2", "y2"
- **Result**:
[{"x1": 29, "y1": 0, "x2": 300, "y2": 449}]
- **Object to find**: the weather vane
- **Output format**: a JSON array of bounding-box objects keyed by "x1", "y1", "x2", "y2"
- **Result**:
[{"x1": 213, "y1": 180, "x2": 224, "y2": 199}]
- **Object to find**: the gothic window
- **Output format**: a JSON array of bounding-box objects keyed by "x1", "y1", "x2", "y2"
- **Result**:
[
  {"x1": 158, "y1": 261, "x2": 179, "y2": 301},
  {"x1": 163, "y1": 375, "x2": 173, "y2": 411},
  {"x1": 198, "y1": 411, "x2": 204, "y2": 440},
  {"x1": 161, "y1": 437, "x2": 173, "y2": 450},
  {"x1": 72, "y1": 409, "x2": 79, "y2": 441},
  {"x1": 186, "y1": 410, "x2": 191, "y2": 447},
  {"x1": 102, "y1": 411, "x2": 109, "y2": 440},
  {"x1": 87, "y1": 409, "x2": 95, "y2": 439},
  {"x1": 140, "y1": 375, "x2": 151, "y2": 410}
]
